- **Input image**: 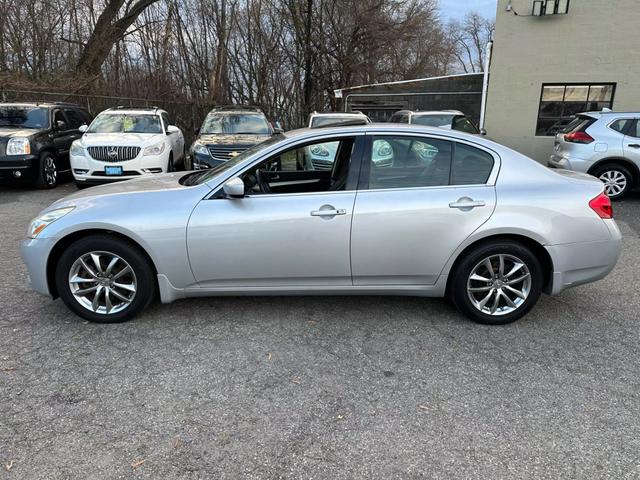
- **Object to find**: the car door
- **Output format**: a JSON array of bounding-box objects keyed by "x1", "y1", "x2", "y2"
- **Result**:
[
  {"x1": 51, "y1": 109, "x2": 76, "y2": 168},
  {"x1": 350, "y1": 133, "x2": 498, "y2": 285},
  {"x1": 622, "y1": 119, "x2": 640, "y2": 166},
  {"x1": 186, "y1": 135, "x2": 363, "y2": 288}
]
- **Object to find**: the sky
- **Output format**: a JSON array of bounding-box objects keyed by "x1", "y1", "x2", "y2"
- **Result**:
[{"x1": 439, "y1": 0, "x2": 498, "y2": 22}]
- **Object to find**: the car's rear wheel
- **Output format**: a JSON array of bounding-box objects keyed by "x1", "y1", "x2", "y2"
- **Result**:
[
  {"x1": 55, "y1": 235, "x2": 155, "y2": 323},
  {"x1": 34, "y1": 152, "x2": 58, "y2": 189},
  {"x1": 449, "y1": 241, "x2": 543, "y2": 325},
  {"x1": 593, "y1": 164, "x2": 632, "y2": 200}
]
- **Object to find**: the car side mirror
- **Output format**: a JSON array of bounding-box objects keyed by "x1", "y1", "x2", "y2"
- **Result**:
[
  {"x1": 166, "y1": 125, "x2": 180, "y2": 134},
  {"x1": 79, "y1": 124, "x2": 88, "y2": 133},
  {"x1": 222, "y1": 177, "x2": 245, "y2": 198},
  {"x1": 273, "y1": 128, "x2": 284, "y2": 135},
  {"x1": 56, "y1": 120, "x2": 67, "y2": 130},
  {"x1": 480, "y1": 128, "x2": 487, "y2": 136}
]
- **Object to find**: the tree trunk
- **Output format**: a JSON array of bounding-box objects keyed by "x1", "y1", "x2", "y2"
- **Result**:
[{"x1": 75, "y1": 0, "x2": 159, "y2": 78}]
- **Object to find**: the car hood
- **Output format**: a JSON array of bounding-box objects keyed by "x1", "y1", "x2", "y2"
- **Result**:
[
  {"x1": 50, "y1": 172, "x2": 206, "y2": 208},
  {"x1": 197, "y1": 133, "x2": 270, "y2": 146},
  {"x1": 79, "y1": 132, "x2": 165, "y2": 147},
  {"x1": 0, "y1": 127, "x2": 37, "y2": 140}
]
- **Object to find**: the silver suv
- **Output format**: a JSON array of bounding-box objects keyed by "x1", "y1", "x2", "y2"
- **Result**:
[
  {"x1": 389, "y1": 110, "x2": 482, "y2": 135},
  {"x1": 549, "y1": 110, "x2": 640, "y2": 199}
]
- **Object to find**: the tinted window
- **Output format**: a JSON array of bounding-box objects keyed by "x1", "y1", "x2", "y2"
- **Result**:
[
  {"x1": 201, "y1": 113, "x2": 271, "y2": 135},
  {"x1": 78, "y1": 110, "x2": 93, "y2": 125},
  {"x1": 367, "y1": 136, "x2": 452, "y2": 189},
  {"x1": 626, "y1": 120, "x2": 640, "y2": 138},
  {"x1": 452, "y1": 116, "x2": 479, "y2": 134},
  {"x1": 53, "y1": 110, "x2": 68, "y2": 129},
  {"x1": 610, "y1": 118, "x2": 633, "y2": 135},
  {"x1": 451, "y1": 143, "x2": 494, "y2": 185},
  {"x1": 0, "y1": 106, "x2": 49, "y2": 129},
  {"x1": 64, "y1": 109, "x2": 84, "y2": 129}
]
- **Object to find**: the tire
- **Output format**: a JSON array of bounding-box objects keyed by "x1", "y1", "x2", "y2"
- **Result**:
[
  {"x1": 449, "y1": 240, "x2": 543, "y2": 325},
  {"x1": 592, "y1": 164, "x2": 633, "y2": 200},
  {"x1": 168, "y1": 153, "x2": 174, "y2": 172},
  {"x1": 34, "y1": 152, "x2": 58, "y2": 189},
  {"x1": 75, "y1": 181, "x2": 89, "y2": 190},
  {"x1": 55, "y1": 234, "x2": 156, "y2": 323}
]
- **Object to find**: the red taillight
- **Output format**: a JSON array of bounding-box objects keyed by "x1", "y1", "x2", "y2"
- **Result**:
[
  {"x1": 589, "y1": 192, "x2": 613, "y2": 219},
  {"x1": 564, "y1": 131, "x2": 594, "y2": 144}
]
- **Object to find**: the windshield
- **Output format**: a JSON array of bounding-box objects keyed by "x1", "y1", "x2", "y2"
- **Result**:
[
  {"x1": 310, "y1": 116, "x2": 368, "y2": 128},
  {"x1": 411, "y1": 114, "x2": 454, "y2": 128},
  {"x1": 200, "y1": 113, "x2": 271, "y2": 135},
  {"x1": 87, "y1": 114, "x2": 162, "y2": 134},
  {"x1": 0, "y1": 106, "x2": 49, "y2": 129},
  {"x1": 182, "y1": 135, "x2": 284, "y2": 186}
]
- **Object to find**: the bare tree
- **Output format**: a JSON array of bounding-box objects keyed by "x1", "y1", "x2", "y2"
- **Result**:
[{"x1": 448, "y1": 12, "x2": 495, "y2": 73}]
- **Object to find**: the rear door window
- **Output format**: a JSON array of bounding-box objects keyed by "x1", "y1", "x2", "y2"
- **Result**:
[
  {"x1": 451, "y1": 143, "x2": 495, "y2": 185},
  {"x1": 609, "y1": 118, "x2": 634, "y2": 135},
  {"x1": 63, "y1": 109, "x2": 84, "y2": 129}
]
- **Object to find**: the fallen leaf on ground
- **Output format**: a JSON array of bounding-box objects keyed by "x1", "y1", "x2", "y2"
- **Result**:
[
  {"x1": 292, "y1": 378, "x2": 300, "y2": 384},
  {"x1": 267, "y1": 352, "x2": 272, "y2": 360},
  {"x1": 5, "y1": 461, "x2": 14, "y2": 471},
  {"x1": 418, "y1": 404, "x2": 431, "y2": 410},
  {"x1": 1, "y1": 368, "x2": 16, "y2": 373},
  {"x1": 131, "y1": 459, "x2": 146, "y2": 469},
  {"x1": 307, "y1": 320, "x2": 317, "y2": 325},
  {"x1": 173, "y1": 437, "x2": 181, "y2": 449}
]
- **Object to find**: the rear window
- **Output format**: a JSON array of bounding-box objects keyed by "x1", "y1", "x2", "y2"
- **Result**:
[
  {"x1": 310, "y1": 116, "x2": 368, "y2": 128},
  {"x1": 411, "y1": 115, "x2": 453, "y2": 128},
  {"x1": 609, "y1": 118, "x2": 633, "y2": 134},
  {"x1": 561, "y1": 116, "x2": 594, "y2": 134}
]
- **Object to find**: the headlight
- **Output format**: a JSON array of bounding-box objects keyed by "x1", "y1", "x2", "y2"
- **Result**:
[
  {"x1": 70, "y1": 141, "x2": 84, "y2": 156},
  {"x1": 27, "y1": 207, "x2": 75, "y2": 238},
  {"x1": 193, "y1": 143, "x2": 210, "y2": 156},
  {"x1": 143, "y1": 142, "x2": 166, "y2": 156},
  {"x1": 6, "y1": 138, "x2": 31, "y2": 156},
  {"x1": 310, "y1": 145, "x2": 330, "y2": 156}
]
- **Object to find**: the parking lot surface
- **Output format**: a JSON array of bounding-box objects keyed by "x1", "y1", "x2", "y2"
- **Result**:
[{"x1": 1, "y1": 182, "x2": 639, "y2": 479}]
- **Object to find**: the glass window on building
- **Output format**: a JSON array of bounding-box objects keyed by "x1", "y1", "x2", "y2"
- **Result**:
[{"x1": 536, "y1": 83, "x2": 616, "y2": 136}]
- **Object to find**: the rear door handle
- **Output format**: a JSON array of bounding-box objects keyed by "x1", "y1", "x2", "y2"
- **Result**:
[
  {"x1": 310, "y1": 208, "x2": 346, "y2": 217},
  {"x1": 628, "y1": 144, "x2": 640, "y2": 148},
  {"x1": 449, "y1": 198, "x2": 486, "y2": 210}
]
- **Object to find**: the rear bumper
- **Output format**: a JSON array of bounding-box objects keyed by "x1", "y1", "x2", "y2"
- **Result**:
[
  {"x1": 548, "y1": 153, "x2": 592, "y2": 173},
  {"x1": 546, "y1": 221, "x2": 622, "y2": 294}
]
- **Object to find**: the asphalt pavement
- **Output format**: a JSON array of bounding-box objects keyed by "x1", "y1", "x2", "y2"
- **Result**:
[{"x1": 1, "y1": 181, "x2": 639, "y2": 479}]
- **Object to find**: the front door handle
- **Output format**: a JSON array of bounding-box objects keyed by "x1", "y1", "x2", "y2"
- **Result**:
[
  {"x1": 449, "y1": 197, "x2": 486, "y2": 210},
  {"x1": 310, "y1": 206, "x2": 347, "y2": 217},
  {"x1": 628, "y1": 144, "x2": 640, "y2": 148}
]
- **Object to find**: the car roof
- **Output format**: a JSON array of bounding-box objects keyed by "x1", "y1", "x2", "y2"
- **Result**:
[
  {"x1": 0, "y1": 102, "x2": 84, "y2": 109},
  {"x1": 101, "y1": 108, "x2": 166, "y2": 115},
  {"x1": 310, "y1": 112, "x2": 368, "y2": 117},
  {"x1": 407, "y1": 110, "x2": 464, "y2": 116}
]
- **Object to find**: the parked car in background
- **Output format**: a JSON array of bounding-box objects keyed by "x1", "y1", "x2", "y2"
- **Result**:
[
  {"x1": 305, "y1": 111, "x2": 383, "y2": 170},
  {"x1": 189, "y1": 106, "x2": 279, "y2": 170},
  {"x1": 22, "y1": 124, "x2": 620, "y2": 326},
  {"x1": 389, "y1": 110, "x2": 483, "y2": 135},
  {"x1": 70, "y1": 106, "x2": 184, "y2": 188},
  {"x1": 548, "y1": 110, "x2": 640, "y2": 200},
  {"x1": 0, "y1": 102, "x2": 92, "y2": 188}
]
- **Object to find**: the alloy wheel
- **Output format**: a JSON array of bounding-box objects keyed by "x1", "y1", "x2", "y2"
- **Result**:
[
  {"x1": 68, "y1": 251, "x2": 137, "y2": 315},
  {"x1": 598, "y1": 170, "x2": 627, "y2": 197},
  {"x1": 44, "y1": 156, "x2": 57, "y2": 186},
  {"x1": 466, "y1": 254, "x2": 532, "y2": 316}
]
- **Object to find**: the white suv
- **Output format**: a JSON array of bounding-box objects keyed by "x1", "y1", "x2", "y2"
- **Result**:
[
  {"x1": 549, "y1": 110, "x2": 640, "y2": 199},
  {"x1": 70, "y1": 107, "x2": 185, "y2": 187}
]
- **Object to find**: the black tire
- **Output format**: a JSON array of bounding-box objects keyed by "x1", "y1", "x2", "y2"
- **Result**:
[
  {"x1": 168, "y1": 153, "x2": 175, "y2": 172},
  {"x1": 55, "y1": 234, "x2": 156, "y2": 323},
  {"x1": 75, "y1": 181, "x2": 89, "y2": 190},
  {"x1": 34, "y1": 152, "x2": 58, "y2": 189},
  {"x1": 592, "y1": 164, "x2": 633, "y2": 200},
  {"x1": 449, "y1": 240, "x2": 543, "y2": 325}
]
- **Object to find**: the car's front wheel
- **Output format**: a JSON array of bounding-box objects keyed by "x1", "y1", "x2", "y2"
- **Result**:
[
  {"x1": 449, "y1": 241, "x2": 543, "y2": 325},
  {"x1": 34, "y1": 152, "x2": 58, "y2": 189},
  {"x1": 55, "y1": 235, "x2": 155, "y2": 323}
]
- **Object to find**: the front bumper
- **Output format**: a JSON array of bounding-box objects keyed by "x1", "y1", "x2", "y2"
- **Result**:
[
  {"x1": 71, "y1": 151, "x2": 168, "y2": 184},
  {"x1": 546, "y1": 220, "x2": 622, "y2": 294},
  {"x1": 0, "y1": 154, "x2": 38, "y2": 181},
  {"x1": 191, "y1": 150, "x2": 226, "y2": 170},
  {"x1": 21, "y1": 236, "x2": 59, "y2": 297}
]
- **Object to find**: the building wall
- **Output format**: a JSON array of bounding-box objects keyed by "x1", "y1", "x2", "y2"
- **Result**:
[{"x1": 485, "y1": 0, "x2": 640, "y2": 163}]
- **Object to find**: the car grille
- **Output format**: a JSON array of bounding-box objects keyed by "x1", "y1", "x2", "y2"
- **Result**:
[
  {"x1": 311, "y1": 159, "x2": 333, "y2": 171},
  {"x1": 87, "y1": 146, "x2": 141, "y2": 162},
  {"x1": 207, "y1": 144, "x2": 252, "y2": 161}
]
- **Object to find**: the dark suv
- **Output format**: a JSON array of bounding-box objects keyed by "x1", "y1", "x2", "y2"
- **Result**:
[
  {"x1": 189, "y1": 106, "x2": 280, "y2": 169},
  {"x1": 0, "y1": 102, "x2": 92, "y2": 188}
]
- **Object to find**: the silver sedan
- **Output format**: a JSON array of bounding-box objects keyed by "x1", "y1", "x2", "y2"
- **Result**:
[{"x1": 22, "y1": 125, "x2": 622, "y2": 325}]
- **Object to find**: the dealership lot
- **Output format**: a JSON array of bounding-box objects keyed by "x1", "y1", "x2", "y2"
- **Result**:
[{"x1": 1, "y1": 183, "x2": 639, "y2": 479}]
